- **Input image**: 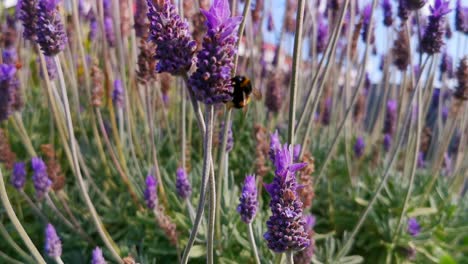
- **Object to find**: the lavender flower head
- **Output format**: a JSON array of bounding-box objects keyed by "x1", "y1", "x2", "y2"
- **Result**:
[
  {"x1": 237, "y1": 175, "x2": 258, "y2": 223},
  {"x1": 383, "y1": 134, "x2": 392, "y2": 152},
  {"x1": 45, "y1": 223, "x2": 62, "y2": 257},
  {"x1": 294, "y1": 214, "x2": 316, "y2": 264},
  {"x1": 268, "y1": 130, "x2": 281, "y2": 162},
  {"x1": 144, "y1": 175, "x2": 158, "y2": 210},
  {"x1": 2, "y1": 49, "x2": 18, "y2": 65},
  {"x1": 440, "y1": 52, "x2": 453, "y2": 78},
  {"x1": 189, "y1": 0, "x2": 242, "y2": 104},
  {"x1": 104, "y1": 17, "x2": 116, "y2": 47},
  {"x1": 17, "y1": 0, "x2": 38, "y2": 40},
  {"x1": 454, "y1": 56, "x2": 468, "y2": 101},
  {"x1": 0, "y1": 64, "x2": 17, "y2": 122},
  {"x1": 398, "y1": 0, "x2": 410, "y2": 21},
  {"x1": 32, "y1": 157, "x2": 51, "y2": 199},
  {"x1": 382, "y1": 0, "x2": 393, "y2": 27},
  {"x1": 407, "y1": 218, "x2": 421, "y2": 236},
  {"x1": 354, "y1": 136, "x2": 365, "y2": 158},
  {"x1": 112, "y1": 79, "x2": 124, "y2": 108},
  {"x1": 383, "y1": 100, "x2": 398, "y2": 136},
  {"x1": 219, "y1": 121, "x2": 234, "y2": 152},
  {"x1": 36, "y1": 0, "x2": 68, "y2": 56},
  {"x1": 361, "y1": 3, "x2": 375, "y2": 44},
  {"x1": 420, "y1": 0, "x2": 451, "y2": 55},
  {"x1": 455, "y1": 0, "x2": 468, "y2": 33},
  {"x1": 264, "y1": 143, "x2": 310, "y2": 253},
  {"x1": 176, "y1": 167, "x2": 192, "y2": 200},
  {"x1": 92, "y1": 247, "x2": 106, "y2": 264},
  {"x1": 316, "y1": 16, "x2": 328, "y2": 54},
  {"x1": 11, "y1": 162, "x2": 27, "y2": 190},
  {"x1": 147, "y1": 0, "x2": 197, "y2": 75}
]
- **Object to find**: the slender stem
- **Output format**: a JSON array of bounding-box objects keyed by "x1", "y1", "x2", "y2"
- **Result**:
[
  {"x1": 53, "y1": 56, "x2": 122, "y2": 262},
  {"x1": 247, "y1": 223, "x2": 261, "y2": 264},
  {"x1": 0, "y1": 168, "x2": 47, "y2": 264},
  {"x1": 0, "y1": 221, "x2": 35, "y2": 263},
  {"x1": 54, "y1": 257, "x2": 64, "y2": 264},
  {"x1": 19, "y1": 191, "x2": 48, "y2": 223},
  {"x1": 287, "y1": 0, "x2": 305, "y2": 147},
  {"x1": 206, "y1": 106, "x2": 216, "y2": 264},
  {"x1": 285, "y1": 251, "x2": 294, "y2": 264},
  {"x1": 0, "y1": 250, "x2": 23, "y2": 264}
]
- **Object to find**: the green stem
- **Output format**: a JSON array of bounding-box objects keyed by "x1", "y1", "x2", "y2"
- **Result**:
[
  {"x1": 207, "y1": 106, "x2": 216, "y2": 264},
  {"x1": 0, "y1": 222, "x2": 35, "y2": 263},
  {"x1": 285, "y1": 251, "x2": 294, "y2": 264},
  {"x1": 247, "y1": 223, "x2": 261, "y2": 264},
  {"x1": 54, "y1": 257, "x2": 65, "y2": 264}
]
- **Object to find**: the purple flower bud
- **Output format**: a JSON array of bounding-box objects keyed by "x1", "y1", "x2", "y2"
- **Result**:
[
  {"x1": 383, "y1": 100, "x2": 398, "y2": 136},
  {"x1": 398, "y1": 0, "x2": 410, "y2": 21},
  {"x1": 189, "y1": 0, "x2": 242, "y2": 104},
  {"x1": 407, "y1": 218, "x2": 421, "y2": 236},
  {"x1": 11, "y1": 162, "x2": 27, "y2": 190},
  {"x1": 147, "y1": 0, "x2": 197, "y2": 75},
  {"x1": 112, "y1": 79, "x2": 124, "y2": 109},
  {"x1": 382, "y1": 0, "x2": 393, "y2": 27},
  {"x1": 31, "y1": 157, "x2": 51, "y2": 199},
  {"x1": 268, "y1": 130, "x2": 281, "y2": 162},
  {"x1": 361, "y1": 3, "x2": 375, "y2": 44},
  {"x1": 455, "y1": 0, "x2": 468, "y2": 33},
  {"x1": 316, "y1": 16, "x2": 328, "y2": 54},
  {"x1": 2, "y1": 49, "x2": 18, "y2": 65},
  {"x1": 382, "y1": 133, "x2": 392, "y2": 153},
  {"x1": 237, "y1": 175, "x2": 258, "y2": 223},
  {"x1": 264, "y1": 143, "x2": 310, "y2": 253},
  {"x1": 104, "y1": 17, "x2": 116, "y2": 47},
  {"x1": 354, "y1": 136, "x2": 365, "y2": 158},
  {"x1": 36, "y1": 0, "x2": 68, "y2": 56},
  {"x1": 176, "y1": 167, "x2": 192, "y2": 200},
  {"x1": 45, "y1": 223, "x2": 62, "y2": 257},
  {"x1": 0, "y1": 64, "x2": 17, "y2": 122},
  {"x1": 440, "y1": 52, "x2": 453, "y2": 78},
  {"x1": 219, "y1": 122, "x2": 234, "y2": 152},
  {"x1": 144, "y1": 175, "x2": 158, "y2": 210},
  {"x1": 17, "y1": 0, "x2": 38, "y2": 40},
  {"x1": 421, "y1": 0, "x2": 451, "y2": 55},
  {"x1": 92, "y1": 247, "x2": 106, "y2": 264}
]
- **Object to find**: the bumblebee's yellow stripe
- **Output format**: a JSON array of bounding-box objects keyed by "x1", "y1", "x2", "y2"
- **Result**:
[{"x1": 240, "y1": 78, "x2": 249, "y2": 87}]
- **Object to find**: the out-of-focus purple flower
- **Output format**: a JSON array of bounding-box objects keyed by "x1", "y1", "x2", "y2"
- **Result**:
[
  {"x1": 45, "y1": 223, "x2": 62, "y2": 257},
  {"x1": 442, "y1": 106, "x2": 449, "y2": 121},
  {"x1": 440, "y1": 52, "x2": 453, "y2": 78},
  {"x1": 321, "y1": 97, "x2": 332, "y2": 126},
  {"x1": 421, "y1": 0, "x2": 451, "y2": 55},
  {"x1": 219, "y1": 122, "x2": 234, "y2": 152},
  {"x1": 0, "y1": 64, "x2": 17, "y2": 122},
  {"x1": 361, "y1": 3, "x2": 375, "y2": 44},
  {"x1": 38, "y1": 56, "x2": 58, "y2": 81},
  {"x1": 264, "y1": 143, "x2": 310, "y2": 253},
  {"x1": 11, "y1": 162, "x2": 27, "y2": 190},
  {"x1": 17, "y1": 0, "x2": 38, "y2": 40},
  {"x1": 407, "y1": 218, "x2": 421, "y2": 236},
  {"x1": 92, "y1": 247, "x2": 106, "y2": 264},
  {"x1": 293, "y1": 214, "x2": 316, "y2": 264},
  {"x1": 393, "y1": 27, "x2": 410, "y2": 71},
  {"x1": 176, "y1": 167, "x2": 192, "y2": 200},
  {"x1": 104, "y1": 17, "x2": 116, "y2": 47},
  {"x1": 445, "y1": 21, "x2": 452, "y2": 39},
  {"x1": 144, "y1": 175, "x2": 158, "y2": 210},
  {"x1": 316, "y1": 16, "x2": 328, "y2": 54},
  {"x1": 237, "y1": 175, "x2": 258, "y2": 224},
  {"x1": 36, "y1": 0, "x2": 68, "y2": 56},
  {"x1": 382, "y1": 0, "x2": 393, "y2": 27},
  {"x1": 112, "y1": 79, "x2": 124, "y2": 109},
  {"x1": 383, "y1": 100, "x2": 398, "y2": 136},
  {"x1": 147, "y1": 0, "x2": 197, "y2": 75},
  {"x1": 268, "y1": 130, "x2": 281, "y2": 162},
  {"x1": 454, "y1": 56, "x2": 467, "y2": 101},
  {"x1": 417, "y1": 151, "x2": 425, "y2": 168},
  {"x1": 2, "y1": 49, "x2": 18, "y2": 66},
  {"x1": 406, "y1": 0, "x2": 427, "y2": 11},
  {"x1": 267, "y1": 12, "x2": 274, "y2": 31},
  {"x1": 354, "y1": 136, "x2": 365, "y2": 158},
  {"x1": 398, "y1": 0, "x2": 410, "y2": 21},
  {"x1": 293, "y1": 144, "x2": 301, "y2": 162},
  {"x1": 88, "y1": 15, "x2": 98, "y2": 42},
  {"x1": 455, "y1": 0, "x2": 468, "y2": 33},
  {"x1": 383, "y1": 134, "x2": 392, "y2": 152},
  {"x1": 31, "y1": 157, "x2": 51, "y2": 199},
  {"x1": 134, "y1": 0, "x2": 148, "y2": 38},
  {"x1": 189, "y1": 0, "x2": 242, "y2": 104},
  {"x1": 442, "y1": 153, "x2": 452, "y2": 176}
]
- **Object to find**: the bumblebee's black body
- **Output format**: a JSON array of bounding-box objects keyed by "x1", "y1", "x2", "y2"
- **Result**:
[{"x1": 228, "y1": 75, "x2": 253, "y2": 109}]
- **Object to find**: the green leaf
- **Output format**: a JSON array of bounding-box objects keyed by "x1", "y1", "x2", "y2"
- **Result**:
[
  {"x1": 438, "y1": 254, "x2": 456, "y2": 264},
  {"x1": 408, "y1": 207, "x2": 438, "y2": 217},
  {"x1": 188, "y1": 245, "x2": 206, "y2": 258}
]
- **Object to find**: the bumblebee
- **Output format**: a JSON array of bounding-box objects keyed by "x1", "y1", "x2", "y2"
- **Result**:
[{"x1": 226, "y1": 75, "x2": 261, "y2": 109}]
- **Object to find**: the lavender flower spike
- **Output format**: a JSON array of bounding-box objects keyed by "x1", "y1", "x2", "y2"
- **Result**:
[
  {"x1": 144, "y1": 175, "x2": 158, "y2": 210},
  {"x1": 420, "y1": 0, "x2": 451, "y2": 55},
  {"x1": 454, "y1": 56, "x2": 468, "y2": 101},
  {"x1": 189, "y1": 0, "x2": 242, "y2": 105},
  {"x1": 237, "y1": 175, "x2": 258, "y2": 224},
  {"x1": 11, "y1": 162, "x2": 27, "y2": 190},
  {"x1": 45, "y1": 223, "x2": 62, "y2": 257},
  {"x1": 354, "y1": 136, "x2": 365, "y2": 158},
  {"x1": 0, "y1": 64, "x2": 17, "y2": 122},
  {"x1": 455, "y1": 0, "x2": 468, "y2": 33},
  {"x1": 407, "y1": 218, "x2": 421, "y2": 236},
  {"x1": 382, "y1": 0, "x2": 393, "y2": 27},
  {"x1": 17, "y1": 0, "x2": 38, "y2": 40},
  {"x1": 264, "y1": 144, "x2": 310, "y2": 253},
  {"x1": 92, "y1": 247, "x2": 107, "y2": 264},
  {"x1": 146, "y1": 0, "x2": 197, "y2": 75},
  {"x1": 31, "y1": 157, "x2": 51, "y2": 199},
  {"x1": 112, "y1": 79, "x2": 124, "y2": 108},
  {"x1": 361, "y1": 3, "x2": 375, "y2": 44},
  {"x1": 176, "y1": 167, "x2": 192, "y2": 200},
  {"x1": 36, "y1": 0, "x2": 68, "y2": 56}
]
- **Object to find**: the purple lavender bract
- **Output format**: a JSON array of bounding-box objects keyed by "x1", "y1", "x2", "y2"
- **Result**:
[
  {"x1": 36, "y1": 0, "x2": 68, "y2": 56},
  {"x1": 45, "y1": 223, "x2": 62, "y2": 257},
  {"x1": 92, "y1": 247, "x2": 106, "y2": 264},
  {"x1": 31, "y1": 157, "x2": 51, "y2": 199},
  {"x1": 188, "y1": 0, "x2": 242, "y2": 105},
  {"x1": 11, "y1": 162, "x2": 27, "y2": 190},
  {"x1": 144, "y1": 175, "x2": 158, "y2": 210},
  {"x1": 264, "y1": 143, "x2": 310, "y2": 253},
  {"x1": 146, "y1": 0, "x2": 196, "y2": 75},
  {"x1": 361, "y1": 3, "x2": 374, "y2": 44},
  {"x1": 237, "y1": 175, "x2": 258, "y2": 224},
  {"x1": 420, "y1": 0, "x2": 451, "y2": 55},
  {"x1": 407, "y1": 218, "x2": 421, "y2": 236},
  {"x1": 176, "y1": 167, "x2": 192, "y2": 200}
]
